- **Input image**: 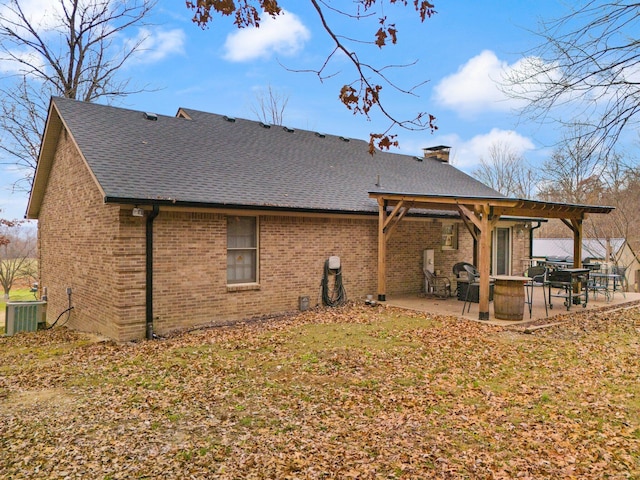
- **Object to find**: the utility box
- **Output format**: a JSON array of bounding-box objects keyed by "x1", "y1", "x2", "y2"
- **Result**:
[
  {"x1": 5, "y1": 301, "x2": 46, "y2": 336},
  {"x1": 298, "y1": 296, "x2": 310, "y2": 311}
]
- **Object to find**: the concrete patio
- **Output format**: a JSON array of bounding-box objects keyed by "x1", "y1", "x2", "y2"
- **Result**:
[{"x1": 385, "y1": 285, "x2": 640, "y2": 326}]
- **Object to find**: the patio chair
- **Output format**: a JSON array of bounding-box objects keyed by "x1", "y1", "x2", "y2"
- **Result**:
[
  {"x1": 453, "y1": 262, "x2": 475, "y2": 300},
  {"x1": 587, "y1": 273, "x2": 612, "y2": 302},
  {"x1": 524, "y1": 265, "x2": 548, "y2": 317},
  {"x1": 611, "y1": 265, "x2": 627, "y2": 297},
  {"x1": 423, "y1": 268, "x2": 451, "y2": 299},
  {"x1": 461, "y1": 264, "x2": 494, "y2": 314},
  {"x1": 453, "y1": 262, "x2": 474, "y2": 280}
]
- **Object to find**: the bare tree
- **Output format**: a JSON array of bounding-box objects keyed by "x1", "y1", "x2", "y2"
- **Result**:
[
  {"x1": 0, "y1": 0, "x2": 156, "y2": 190},
  {"x1": 585, "y1": 154, "x2": 640, "y2": 258},
  {"x1": 471, "y1": 141, "x2": 539, "y2": 198},
  {"x1": 503, "y1": 1, "x2": 640, "y2": 156},
  {"x1": 536, "y1": 144, "x2": 640, "y2": 253},
  {"x1": 186, "y1": 0, "x2": 438, "y2": 153},
  {"x1": 250, "y1": 85, "x2": 289, "y2": 126},
  {"x1": 0, "y1": 218, "x2": 36, "y2": 299},
  {"x1": 537, "y1": 126, "x2": 606, "y2": 204}
]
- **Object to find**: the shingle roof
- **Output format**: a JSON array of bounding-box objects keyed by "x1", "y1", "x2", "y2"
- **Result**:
[{"x1": 42, "y1": 96, "x2": 504, "y2": 214}]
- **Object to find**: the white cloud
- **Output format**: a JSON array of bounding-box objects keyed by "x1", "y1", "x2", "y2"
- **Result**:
[
  {"x1": 128, "y1": 28, "x2": 186, "y2": 64},
  {"x1": 0, "y1": 50, "x2": 47, "y2": 75},
  {"x1": 0, "y1": 194, "x2": 29, "y2": 220},
  {"x1": 0, "y1": 0, "x2": 62, "y2": 30},
  {"x1": 223, "y1": 10, "x2": 310, "y2": 62},
  {"x1": 445, "y1": 129, "x2": 535, "y2": 170},
  {"x1": 0, "y1": 0, "x2": 60, "y2": 75},
  {"x1": 0, "y1": 170, "x2": 29, "y2": 220},
  {"x1": 433, "y1": 50, "x2": 529, "y2": 117}
]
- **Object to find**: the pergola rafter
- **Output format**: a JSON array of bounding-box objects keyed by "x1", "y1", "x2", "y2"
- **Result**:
[{"x1": 370, "y1": 192, "x2": 614, "y2": 321}]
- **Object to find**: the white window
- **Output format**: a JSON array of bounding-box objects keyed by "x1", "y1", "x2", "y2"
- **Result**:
[
  {"x1": 227, "y1": 216, "x2": 258, "y2": 284},
  {"x1": 493, "y1": 227, "x2": 511, "y2": 275}
]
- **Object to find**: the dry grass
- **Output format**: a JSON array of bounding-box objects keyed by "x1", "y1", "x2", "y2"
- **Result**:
[{"x1": 1, "y1": 303, "x2": 639, "y2": 479}]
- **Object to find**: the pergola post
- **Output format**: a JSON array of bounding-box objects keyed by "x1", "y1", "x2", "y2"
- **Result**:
[
  {"x1": 377, "y1": 198, "x2": 387, "y2": 301},
  {"x1": 458, "y1": 203, "x2": 496, "y2": 320},
  {"x1": 477, "y1": 204, "x2": 492, "y2": 320},
  {"x1": 561, "y1": 217, "x2": 585, "y2": 294},
  {"x1": 376, "y1": 199, "x2": 413, "y2": 301},
  {"x1": 572, "y1": 219, "x2": 583, "y2": 269},
  {"x1": 572, "y1": 218, "x2": 584, "y2": 295}
]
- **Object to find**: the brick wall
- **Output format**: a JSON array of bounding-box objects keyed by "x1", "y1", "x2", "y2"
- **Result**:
[
  {"x1": 150, "y1": 213, "x2": 381, "y2": 335},
  {"x1": 513, "y1": 227, "x2": 532, "y2": 275},
  {"x1": 386, "y1": 219, "x2": 474, "y2": 294},
  {"x1": 112, "y1": 211, "x2": 147, "y2": 340},
  {"x1": 146, "y1": 213, "x2": 460, "y2": 338},
  {"x1": 38, "y1": 130, "x2": 122, "y2": 339}
]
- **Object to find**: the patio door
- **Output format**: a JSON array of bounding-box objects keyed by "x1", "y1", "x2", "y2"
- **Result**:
[{"x1": 493, "y1": 227, "x2": 511, "y2": 275}]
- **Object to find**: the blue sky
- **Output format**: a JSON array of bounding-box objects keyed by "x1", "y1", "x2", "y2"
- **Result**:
[{"x1": 0, "y1": 0, "x2": 602, "y2": 220}]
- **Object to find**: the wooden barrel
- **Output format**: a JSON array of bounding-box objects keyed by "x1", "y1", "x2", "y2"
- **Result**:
[{"x1": 493, "y1": 278, "x2": 525, "y2": 320}]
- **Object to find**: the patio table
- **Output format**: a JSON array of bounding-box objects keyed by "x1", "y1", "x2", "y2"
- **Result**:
[{"x1": 492, "y1": 275, "x2": 530, "y2": 320}]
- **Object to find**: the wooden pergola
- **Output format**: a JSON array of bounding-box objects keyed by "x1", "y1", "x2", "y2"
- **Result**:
[{"x1": 369, "y1": 192, "x2": 614, "y2": 320}]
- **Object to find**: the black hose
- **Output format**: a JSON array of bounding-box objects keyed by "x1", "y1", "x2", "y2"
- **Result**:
[
  {"x1": 321, "y1": 259, "x2": 347, "y2": 307},
  {"x1": 47, "y1": 288, "x2": 74, "y2": 329},
  {"x1": 47, "y1": 306, "x2": 74, "y2": 329}
]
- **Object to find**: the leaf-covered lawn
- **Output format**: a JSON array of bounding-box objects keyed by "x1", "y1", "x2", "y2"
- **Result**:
[{"x1": 1, "y1": 304, "x2": 639, "y2": 479}]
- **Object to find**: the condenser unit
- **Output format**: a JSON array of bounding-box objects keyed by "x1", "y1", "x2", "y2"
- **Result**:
[{"x1": 4, "y1": 301, "x2": 46, "y2": 336}]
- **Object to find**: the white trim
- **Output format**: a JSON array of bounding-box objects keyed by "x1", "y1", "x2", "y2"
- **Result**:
[{"x1": 492, "y1": 226, "x2": 512, "y2": 275}]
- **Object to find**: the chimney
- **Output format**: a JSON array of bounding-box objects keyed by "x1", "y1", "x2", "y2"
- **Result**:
[{"x1": 422, "y1": 145, "x2": 451, "y2": 163}]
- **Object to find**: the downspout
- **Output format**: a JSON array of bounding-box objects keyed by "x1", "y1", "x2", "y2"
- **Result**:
[
  {"x1": 146, "y1": 204, "x2": 160, "y2": 340},
  {"x1": 529, "y1": 221, "x2": 542, "y2": 261}
]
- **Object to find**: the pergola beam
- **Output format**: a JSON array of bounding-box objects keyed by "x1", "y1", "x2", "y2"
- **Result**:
[
  {"x1": 457, "y1": 204, "x2": 482, "y2": 230},
  {"x1": 383, "y1": 201, "x2": 405, "y2": 231},
  {"x1": 385, "y1": 202, "x2": 413, "y2": 239},
  {"x1": 372, "y1": 193, "x2": 612, "y2": 218}
]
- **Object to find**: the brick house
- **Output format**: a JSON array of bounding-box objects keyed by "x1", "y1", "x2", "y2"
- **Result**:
[{"x1": 28, "y1": 97, "x2": 538, "y2": 341}]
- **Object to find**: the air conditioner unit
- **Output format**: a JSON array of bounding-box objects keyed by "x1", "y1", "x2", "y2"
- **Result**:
[{"x1": 4, "y1": 301, "x2": 46, "y2": 336}]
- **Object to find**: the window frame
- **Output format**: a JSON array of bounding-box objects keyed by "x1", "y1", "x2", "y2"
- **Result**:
[
  {"x1": 492, "y1": 226, "x2": 512, "y2": 276},
  {"x1": 441, "y1": 223, "x2": 458, "y2": 250},
  {"x1": 226, "y1": 215, "x2": 259, "y2": 286}
]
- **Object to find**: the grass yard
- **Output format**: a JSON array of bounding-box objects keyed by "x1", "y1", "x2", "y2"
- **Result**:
[
  {"x1": 0, "y1": 287, "x2": 36, "y2": 306},
  {"x1": 1, "y1": 303, "x2": 639, "y2": 479}
]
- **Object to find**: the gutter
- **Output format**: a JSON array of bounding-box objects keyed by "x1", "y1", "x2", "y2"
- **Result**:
[
  {"x1": 102, "y1": 196, "x2": 461, "y2": 219},
  {"x1": 529, "y1": 221, "x2": 543, "y2": 260},
  {"x1": 146, "y1": 204, "x2": 160, "y2": 340}
]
